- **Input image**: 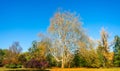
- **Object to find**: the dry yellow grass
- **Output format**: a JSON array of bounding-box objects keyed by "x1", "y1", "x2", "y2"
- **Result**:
[{"x1": 50, "y1": 68, "x2": 120, "y2": 71}]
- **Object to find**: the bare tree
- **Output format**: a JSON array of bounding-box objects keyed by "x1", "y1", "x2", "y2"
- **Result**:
[
  {"x1": 4, "y1": 42, "x2": 22, "y2": 64},
  {"x1": 9, "y1": 42, "x2": 22, "y2": 55}
]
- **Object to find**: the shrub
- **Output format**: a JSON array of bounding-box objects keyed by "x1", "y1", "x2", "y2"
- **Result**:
[
  {"x1": 5, "y1": 64, "x2": 22, "y2": 68},
  {"x1": 17, "y1": 64, "x2": 22, "y2": 68},
  {"x1": 40, "y1": 61, "x2": 49, "y2": 69},
  {"x1": 24, "y1": 59, "x2": 48, "y2": 69}
]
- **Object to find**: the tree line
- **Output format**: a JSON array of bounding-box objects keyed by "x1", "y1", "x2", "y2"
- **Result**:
[{"x1": 0, "y1": 10, "x2": 120, "y2": 69}]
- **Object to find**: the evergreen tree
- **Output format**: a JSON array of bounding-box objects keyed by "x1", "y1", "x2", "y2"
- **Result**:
[
  {"x1": 113, "y1": 36, "x2": 120, "y2": 67},
  {"x1": 73, "y1": 50, "x2": 81, "y2": 67}
]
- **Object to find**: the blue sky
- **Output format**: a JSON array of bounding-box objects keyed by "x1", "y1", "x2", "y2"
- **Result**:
[{"x1": 0, "y1": 0, "x2": 120, "y2": 52}]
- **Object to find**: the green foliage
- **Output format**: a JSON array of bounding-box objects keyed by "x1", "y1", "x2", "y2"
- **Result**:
[
  {"x1": 28, "y1": 41, "x2": 38, "y2": 55},
  {"x1": 28, "y1": 41, "x2": 38, "y2": 59},
  {"x1": 96, "y1": 29, "x2": 113, "y2": 68},
  {"x1": 79, "y1": 48, "x2": 101, "y2": 68},
  {"x1": 0, "y1": 49, "x2": 5, "y2": 67},
  {"x1": 28, "y1": 40, "x2": 49, "y2": 61},
  {"x1": 72, "y1": 49, "x2": 101, "y2": 68},
  {"x1": 113, "y1": 36, "x2": 120, "y2": 67},
  {"x1": 18, "y1": 54, "x2": 27, "y2": 64},
  {"x1": 22, "y1": 52, "x2": 31, "y2": 61},
  {"x1": 97, "y1": 45, "x2": 113, "y2": 68},
  {"x1": 5, "y1": 64, "x2": 22, "y2": 68},
  {"x1": 73, "y1": 50, "x2": 81, "y2": 67},
  {"x1": 97, "y1": 46, "x2": 105, "y2": 67},
  {"x1": 46, "y1": 54, "x2": 57, "y2": 67}
]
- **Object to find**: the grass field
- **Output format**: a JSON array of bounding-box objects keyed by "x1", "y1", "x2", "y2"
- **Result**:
[
  {"x1": 0, "y1": 67, "x2": 120, "y2": 71},
  {"x1": 50, "y1": 68, "x2": 120, "y2": 71}
]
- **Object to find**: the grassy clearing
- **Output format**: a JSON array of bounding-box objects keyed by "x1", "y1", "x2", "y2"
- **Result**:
[{"x1": 0, "y1": 67, "x2": 120, "y2": 71}]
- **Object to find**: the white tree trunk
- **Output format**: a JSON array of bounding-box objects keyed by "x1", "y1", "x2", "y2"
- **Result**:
[{"x1": 61, "y1": 59, "x2": 64, "y2": 68}]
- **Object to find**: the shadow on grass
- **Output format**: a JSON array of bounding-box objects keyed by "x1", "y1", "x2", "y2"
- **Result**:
[{"x1": 5, "y1": 69, "x2": 50, "y2": 71}]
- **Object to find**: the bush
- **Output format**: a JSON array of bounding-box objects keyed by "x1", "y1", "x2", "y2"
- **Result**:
[
  {"x1": 40, "y1": 61, "x2": 49, "y2": 69},
  {"x1": 17, "y1": 64, "x2": 22, "y2": 68},
  {"x1": 24, "y1": 59, "x2": 48, "y2": 69},
  {"x1": 5, "y1": 64, "x2": 22, "y2": 68}
]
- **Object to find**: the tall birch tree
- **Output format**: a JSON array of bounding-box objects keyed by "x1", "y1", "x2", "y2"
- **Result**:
[{"x1": 48, "y1": 10, "x2": 89, "y2": 68}]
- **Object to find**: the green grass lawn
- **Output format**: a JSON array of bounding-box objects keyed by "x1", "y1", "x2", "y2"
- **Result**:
[{"x1": 0, "y1": 67, "x2": 120, "y2": 71}]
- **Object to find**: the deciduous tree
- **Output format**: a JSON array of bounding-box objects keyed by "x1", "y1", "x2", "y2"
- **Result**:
[
  {"x1": 48, "y1": 10, "x2": 90, "y2": 68},
  {"x1": 3, "y1": 42, "x2": 22, "y2": 65},
  {"x1": 97, "y1": 28, "x2": 112, "y2": 67}
]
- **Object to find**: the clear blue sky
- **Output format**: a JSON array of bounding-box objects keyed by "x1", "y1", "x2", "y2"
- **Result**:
[{"x1": 0, "y1": 0, "x2": 120, "y2": 52}]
